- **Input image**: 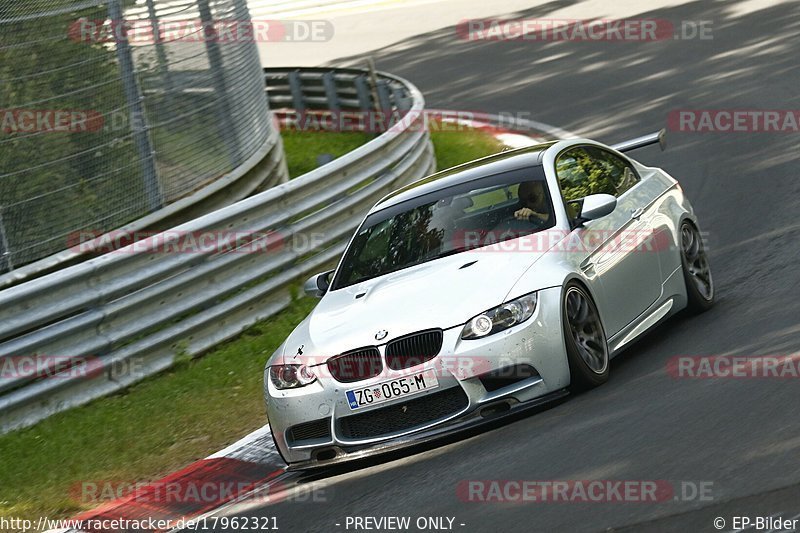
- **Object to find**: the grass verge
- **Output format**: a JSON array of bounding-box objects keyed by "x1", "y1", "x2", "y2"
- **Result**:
[
  {"x1": 0, "y1": 126, "x2": 506, "y2": 520},
  {"x1": 280, "y1": 130, "x2": 372, "y2": 178},
  {"x1": 429, "y1": 127, "x2": 506, "y2": 170}
]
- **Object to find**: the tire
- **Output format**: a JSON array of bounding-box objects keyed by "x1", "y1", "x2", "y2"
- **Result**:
[
  {"x1": 680, "y1": 221, "x2": 715, "y2": 314},
  {"x1": 562, "y1": 282, "x2": 610, "y2": 391}
]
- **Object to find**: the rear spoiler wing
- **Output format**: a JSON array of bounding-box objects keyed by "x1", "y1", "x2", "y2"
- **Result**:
[{"x1": 611, "y1": 129, "x2": 666, "y2": 153}]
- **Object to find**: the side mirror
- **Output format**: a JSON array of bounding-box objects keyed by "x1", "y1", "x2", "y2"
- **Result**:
[
  {"x1": 304, "y1": 270, "x2": 334, "y2": 298},
  {"x1": 570, "y1": 194, "x2": 617, "y2": 224},
  {"x1": 657, "y1": 128, "x2": 667, "y2": 151}
]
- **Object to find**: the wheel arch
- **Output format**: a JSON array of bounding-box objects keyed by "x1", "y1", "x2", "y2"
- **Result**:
[{"x1": 560, "y1": 274, "x2": 609, "y2": 338}]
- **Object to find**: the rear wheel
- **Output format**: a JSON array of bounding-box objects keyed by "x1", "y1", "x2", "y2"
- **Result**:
[
  {"x1": 562, "y1": 282, "x2": 609, "y2": 391},
  {"x1": 680, "y1": 221, "x2": 714, "y2": 313}
]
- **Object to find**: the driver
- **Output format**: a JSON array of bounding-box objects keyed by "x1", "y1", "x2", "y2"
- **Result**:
[{"x1": 514, "y1": 180, "x2": 549, "y2": 222}]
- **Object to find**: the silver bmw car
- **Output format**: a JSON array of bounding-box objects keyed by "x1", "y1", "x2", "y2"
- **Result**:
[{"x1": 264, "y1": 130, "x2": 714, "y2": 467}]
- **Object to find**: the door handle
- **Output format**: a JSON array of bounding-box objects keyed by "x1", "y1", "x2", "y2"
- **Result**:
[{"x1": 630, "y1": 207, "x2": 645, "y2": 220}]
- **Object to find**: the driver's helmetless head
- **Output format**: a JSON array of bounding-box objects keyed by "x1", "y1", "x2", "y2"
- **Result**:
[{"x1": 518, "y1": 180, "x2": 546, "y2": 209}]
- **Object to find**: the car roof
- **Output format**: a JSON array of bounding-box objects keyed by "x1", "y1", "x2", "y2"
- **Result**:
[{"x1": 371, "y1": 141, "x2": 556, "y2": 212}]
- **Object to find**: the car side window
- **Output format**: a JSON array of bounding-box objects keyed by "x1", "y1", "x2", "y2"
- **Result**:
[
  {"x1": 584, "y1": 146, "x2": 640, "y2": 196},
  {"x1": 556, "y1": 147, "x2": 604, "y2": 220},
  {"x1": 556, "y1": 146, "x2": 641, "y2": 219}
]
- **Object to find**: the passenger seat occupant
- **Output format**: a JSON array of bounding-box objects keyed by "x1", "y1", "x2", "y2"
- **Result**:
[{"x1": 514, "y1": 180, "x2": 549, "y2": 222}]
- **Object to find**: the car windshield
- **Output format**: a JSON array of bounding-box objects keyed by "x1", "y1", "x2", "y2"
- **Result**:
[{"x1": 331, "y1": 168, "x2": 555, "y2": 289}]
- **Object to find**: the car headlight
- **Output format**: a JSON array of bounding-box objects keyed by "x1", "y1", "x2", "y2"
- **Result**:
[
  {"x1": 269, "y1": 364, "x2": 317, "y2": 389},
  {"x1": 461, "y1": 292, "x2": 538, "y2": 339}
]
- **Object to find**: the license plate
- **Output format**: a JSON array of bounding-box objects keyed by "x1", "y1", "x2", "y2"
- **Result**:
[{"x1": 345, "y1": 369, "x2": 438, "y2": 410}]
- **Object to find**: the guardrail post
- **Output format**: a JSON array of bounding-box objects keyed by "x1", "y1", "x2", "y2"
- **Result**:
[
  {"x1": 288, "y1": 70, "x2": 306, "y2": 112},
  {"x1": 107, "y1": 0, "x2": 163, "y2": 212},
  {"x1": 355, "y1": 74, "x2": 372, "y2": 112},
  {"x1": 376, "y1": 80, "x2": 392, "y2": 112},
  {"x1": 376, "y1": 79, "x2": 394, "y2": 130},
  {"x1": 355, "y1": 74, "x2": 377, "y2": 136},
  {"x1": 392, "y1": 86, "x2": 410, "y2": 112},
  {"x1": 322, "y1": 71, "x2": 340, "y2": 112}
]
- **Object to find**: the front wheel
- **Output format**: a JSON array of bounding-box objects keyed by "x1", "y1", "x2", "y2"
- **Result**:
[
  {"x1": 680, "y1": 221, "x2": 714, "y2": 313},
  {"x1": 562, "y1": 282, "x2": 609, "y2": 391}
]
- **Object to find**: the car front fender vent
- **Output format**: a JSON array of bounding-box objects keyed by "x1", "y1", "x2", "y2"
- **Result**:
[{"x1": 288, "y1": 418, "x2": 332, "y2": 444}]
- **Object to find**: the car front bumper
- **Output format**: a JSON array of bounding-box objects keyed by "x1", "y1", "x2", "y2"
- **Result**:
[{"x1": 265, "y1": 286, "x2": 570, "y2": 466}]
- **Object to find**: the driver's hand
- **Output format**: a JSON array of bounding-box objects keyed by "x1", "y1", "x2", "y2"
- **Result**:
[
  {"x1": 514, "y1": 208, "x2": 547, "y2": 221},
  {"x1": 514, "y1": 207, "x2": 534, "y2": 220}
]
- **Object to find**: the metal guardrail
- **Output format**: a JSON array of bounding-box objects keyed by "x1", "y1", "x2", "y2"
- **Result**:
[
  {"x1": 0, "y1": 68, "x2": 435, "y2": 434},
  {"x1": 264, "y1": 66, "x2": 413, "y2": 115}
]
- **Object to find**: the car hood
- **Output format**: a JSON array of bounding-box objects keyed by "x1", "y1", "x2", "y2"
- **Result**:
[{"x1": 279, "y1": 246, "x2": 548, "y2": 366}]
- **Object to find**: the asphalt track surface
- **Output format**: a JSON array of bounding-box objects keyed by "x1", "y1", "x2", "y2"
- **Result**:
[{"x1": 213, "y1": 1, "x2": 800, "y2": 531}]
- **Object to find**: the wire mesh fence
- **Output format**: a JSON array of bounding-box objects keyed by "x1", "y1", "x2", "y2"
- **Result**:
[{"x1": 0, "y1": 0, "x2": 273, "y2": 272}]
